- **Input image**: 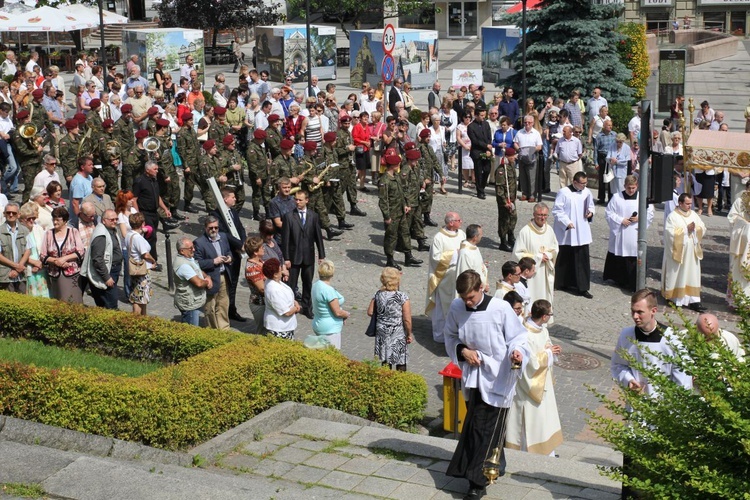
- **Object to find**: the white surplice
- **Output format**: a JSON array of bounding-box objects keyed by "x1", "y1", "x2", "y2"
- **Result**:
[
  {"x1": 727, "y1": 192, "x2": 750, "y2": 306},
  {"x1": 455, "y1": 240, "x2": 488, "y2": 289},
  {"x1": 552, "y1": 185, "x2": 595, "y2": 246},
  {"x1": 513, "y1": 221, "x2": 559, "y2": 314},
  {"x1": 661, "y1": 208, "x2": 705, "y2": 305},
  {"x1": 426, "y1": 228, "x2": 466, "y2": 342},
  {"x1": 605, "y1": 192, "x2": 654, "y2": 257}
]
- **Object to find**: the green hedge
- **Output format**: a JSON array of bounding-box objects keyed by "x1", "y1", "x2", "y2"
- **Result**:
[
  {"x1": 0, "y1": 337, "x2": 427, "y2": 449},
  {"x1": 0, "y1": 292, "x2": 428, "y2": 449},
  {"x1": 607, "y1": 102, "x2": 635, "y2": 137},
  {"x1": 0, "y1": 292, "x2": 242, "y2": 363}
]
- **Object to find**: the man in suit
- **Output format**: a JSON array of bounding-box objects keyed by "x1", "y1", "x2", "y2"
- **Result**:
[
  {"x1": 82, "y1": 178, "x2": 115, "y2": 218},
  {"x1": 467, "y1": 103, "x2": 493, "y2": 200},
  {"x1": 452, "y1": 88, "x2": 469, "y2": 115},
  {"x1": 281, "y1": 189, "x2": 325, "y2": 319},
  {"x1": 211, "y1": 187, "x2": 248, "y2": 323},
  {"x1": 194, "y1": 216, "x2": 233, "y2": 330},
  {"x1": 388, "y1": 78, "x2": 405, "y2": 117}
]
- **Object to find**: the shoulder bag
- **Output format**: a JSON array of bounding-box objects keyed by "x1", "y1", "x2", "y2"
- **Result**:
[
  {"x1": 128, "y1": 234, "x2": 148, "y2": 277},
  {"x1": 365, "y1": 292, "x2": 379, "y2": 337}
]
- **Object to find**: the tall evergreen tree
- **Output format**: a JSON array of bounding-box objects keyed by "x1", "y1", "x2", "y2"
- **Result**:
[{"x1": 501, "y1": 0, "x2": 633, "y2": 102}]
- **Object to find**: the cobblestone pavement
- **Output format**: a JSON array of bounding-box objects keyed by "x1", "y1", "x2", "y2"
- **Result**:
[{"x1": 67, "y1": 36, "x2": 747, "y2": 451}]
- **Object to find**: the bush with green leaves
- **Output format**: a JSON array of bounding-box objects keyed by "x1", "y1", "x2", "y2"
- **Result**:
[
  {"x1": 588, "y1": 297, "x2": 750, "y2": 498},
  {"x1": 607, "y1": 102, "x2": 635, "y2": 137}
]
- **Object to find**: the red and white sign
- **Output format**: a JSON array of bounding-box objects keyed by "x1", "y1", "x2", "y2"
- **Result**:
[{"x1": 382, "y1": 24, "x2": 396, "y2": 54}]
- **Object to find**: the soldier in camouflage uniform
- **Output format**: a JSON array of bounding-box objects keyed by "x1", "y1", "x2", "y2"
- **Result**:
[
  {"x1": 28, "y1": 89, "x2": 54, "y2": 149},
  {"x1": 298, "y1": 141, "x2": 343, "y2": 241},
  {"x1": 247, "y1": 129, "x2": 271, "y2": 220},
  {"x1": 321, "y1": 132, "x2": 353, "y2": 230},
  {"x1": 265, "y1": 114, "x2": 283, "y2": 159},
  {"x1": 208, "y1": 106, "x2": 231, "y2": 143},
  {"x1": 378, "y1": 153, "x2": 422, "y2": 270},
  {"x1": 154, "y1": 119, "x2": 183, "y2": 221},
  {"x1": 122, "y1": 129, "x2": 149, "y2": 192},
  {"x1": 402, "y1": 147, "x2": 429, "y2": 252},
  {"x1": 97, "y1": 119, "x2": 122, "y2": 199},
  {"x1": 86, "y1": 99, "x2": 104, "y2": 137},
  {"x1": 145, "y1": 107, "x2": 160, "y2": 137},
  {"x1": 58, "y1": 119, "x2": 83, "y2": 190},
  {"x1": 198, "y1": 139, "x2": 224, "y2": 212},
  {"x1": 12, "y1": 110, "x2": 43, "y2": 203},
  {"x1": 114, "y1": 104, "x2": 135, "y2": 153},
  {"x1": 334, "y1": 115, "x2": 366, "y2": 217},
  {"x1": 271, "y1": 139, "x2": 299, "y2": 195},
  {"x1": 495, "y1": 147, "x2": 519, "y2": 252},
  {"x1": 176, "y1": 112, "x2": 200, "y2": 213},
  {"x1": 417, "y1": 129, "x2": 443, "y2": 227},
  {"x1": 219, "y1": 133, "x2": 246, "y2": 213}
]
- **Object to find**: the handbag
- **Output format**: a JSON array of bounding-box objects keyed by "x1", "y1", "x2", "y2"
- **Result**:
[
  {"x1": 128, "y1": 234, "x2": 148, "y2": 277},
  {"x1": 602, "y1": 165, "x2": 615, "y2": 184},
  {"x1": 365, "y1": 292, "x2": 378, "y2": 337}
]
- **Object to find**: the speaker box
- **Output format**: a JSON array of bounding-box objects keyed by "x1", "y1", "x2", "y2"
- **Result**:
[{"x1": 650, "y1": 153, "x2": 674, "y2": 203}]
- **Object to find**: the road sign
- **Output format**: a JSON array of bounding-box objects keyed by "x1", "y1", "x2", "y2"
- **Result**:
[
  {"x1": 382, "y1": 24, "x2": 396, "y2": 54},
  {"x1": 381, "y1": 54, "x2": 395, "y2": 84}
]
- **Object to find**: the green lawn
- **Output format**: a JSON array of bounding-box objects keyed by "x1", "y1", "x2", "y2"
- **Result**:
[{"x1": 0, "y1": 337, "x2": 167, "y2": 377}]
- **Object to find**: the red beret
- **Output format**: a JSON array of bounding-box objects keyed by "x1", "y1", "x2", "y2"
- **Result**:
[
  {"x1": 74, "y1": 113, "x2": 87, "y2": 124},
  {"x1": 120, "y1": 103, "x2": 132, "y2": 113},
  {"x1": 16, "y1": 110, "x2": 29, "y2": 120},
  {"x1": 223, "y1": 133, "x2": 235, "y2": 145},
  {"x1": 202, "y1": 139, "x2": 216, "y2": 151},
  {"x1": 147, "y1": 106, "x2": 159, "y2": 116},
  {"x1": 89, "y1": 98, "x2": 101, "y2": 109},
  {"x1": 404, "y1": 142, "x2": 417, "y2": 151},
  {"x1": 64, "y1": 119, "x2": 79, "y2": 130},
  {"x1": 102, "y1": 119, "x2": 114, "y2": 128},
  {"x1": 384, "y1": 154, "x2": 401, "y2": 166},
  {"x1": 323, "y1": 132, "x2": 337, "y2": 143},
  {"x1": 180, "y1": 111, "x2": 193, "y2": 122},
  {"x1": 384, "y1": 147, "x2": 397, "y2": 157},
  {"x1": 405, "y1": 149, "x2": 421, "y2": 161},
  {"x1": 419, "y1": 129, "x2": 431, "y2": 138},
  {"x1": 268, "y1": 114, "x2": 280, "y2": 123},
  {"x1": 253, "y1": 129, "x2": 267, "y2": 140},
  {"x1": 135, "y1": 129, "x2": 149, "y2": 139},
  {"x1": 32, "y1": 89, "x2": 44, "y2": 99},
  {"x1": 504, "y1": 147, "x2": 517, "y2": 157},
  {"x1": 156, "y1": 118, "x2": 170, "y2": 127},
  {"x1": 214, "y1": 106, "x2": 226, "y2": 116},
  {"x1": 280, "y1": 139, "x2": 295, "y2": 150},
  {"x1": 303, "y1": 141, "x2": 318, "y2": 152}
]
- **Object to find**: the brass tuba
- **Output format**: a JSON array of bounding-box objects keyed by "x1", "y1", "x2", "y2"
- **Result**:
[{"x1": 143, "y1": 137, "x2": 161, "y2": 160}]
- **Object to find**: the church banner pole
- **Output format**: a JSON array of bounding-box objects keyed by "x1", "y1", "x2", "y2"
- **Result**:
[{"x1": 636, "y1": 100, "x2": 651, "y2": 291}]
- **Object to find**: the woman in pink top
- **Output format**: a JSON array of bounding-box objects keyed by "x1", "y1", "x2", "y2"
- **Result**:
[{"x1": 352, "y1": 111, "x2": 372, "y2": 191}]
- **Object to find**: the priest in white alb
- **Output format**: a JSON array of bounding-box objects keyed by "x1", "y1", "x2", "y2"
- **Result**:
[
  {"x1": 456, "y1": 224, "x2": 489, "y2": 293},
  {"x1": 662, "y1": 192, "x2": 707, "y2": 312},
  {"x1": 727, "y1": 179, "x2": 750, "y2": 306},
  {"x1": 506, "y1": 299, "x2": 563, "y2": 457},
  {"x1": 513, "y1": 202, "x2": 558, "y2": 313},
  {"x1": 426, "y1": 212, "x2": 466, "y2": 342},
  {"x1": 603, "y1": 175, "x2": 654, "y2": 292}
]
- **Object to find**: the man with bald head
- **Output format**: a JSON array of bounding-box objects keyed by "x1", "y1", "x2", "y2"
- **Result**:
[{"x1": 695, "y1": 313, "x2": 745, "y2": 362}]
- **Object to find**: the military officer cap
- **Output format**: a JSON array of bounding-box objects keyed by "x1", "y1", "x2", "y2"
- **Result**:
[
  {"x1": 135, "y1": 129, "x2": 149, "y2": 139},
  {"x1": 419, "y1": 129, "x2": 431, "y2": 138},
  {"x1": 64, "y1": 119, "x2": 79, "y2": 130},
  {"x1": 89, "y1": 99, "x2": 101, "y2": 109},
  {"x1": 102, "y1": 119, "x2": 114, "y2": 128},
  {"x1": 384, "y1": 154, "x2": 401, "y2": 166}
]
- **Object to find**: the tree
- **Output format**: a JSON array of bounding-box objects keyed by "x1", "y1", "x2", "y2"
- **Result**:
[
  {"x1": 587, "y1": 300, "x2": 750, "y2": 498},
  {"x1": 286, "y1": 0, "x2": 432, "y2": 39},
  {"x1": 157, "y1": 0, "x2": 283, "y2": 59},
  {"x1": 500, "y1": 0, "x2": 633, "y2": 103}
]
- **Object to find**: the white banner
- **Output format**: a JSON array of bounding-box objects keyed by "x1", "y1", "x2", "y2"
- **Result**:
[{"x1": 452, "y1": 69, "x2": 483, "y2": 89}]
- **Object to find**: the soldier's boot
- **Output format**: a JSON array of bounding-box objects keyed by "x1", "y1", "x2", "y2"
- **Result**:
[
  {"x1": 385, "y1": 255, "x2": 402, "y2": 271},
  {"x1": 183, "y1": 200, "x2": 198, "y2": 213},
  {"x1": 507, "y1": 232, "x2": 516, "y2": 247},
  {"x1": 326, "y1": 226, "x2": 344, "y2": 240},
  {"x1": 338, "y1": 219, "x2": 354, "y2": 230},
  {"x1": 499, "y1": 236, "x2": 513, "y2": 252},
  {"x1": 350, "y1": 203, "x2": 367, "y2": 217},
  {"x1": 417, "y1": 238, "x2": 430, "y2": 252},
  {"x1": 252, "y1": 211, "x2": 261, "y2": 221},
  {"x1": 371, "y1": 171, "x2": 379, "y2": 186},
  {"x1": 404, "y1": 252, "x2": 423, "y2": 267},
  {"x1": 423, "y1": 213, "x2": 438, "y2": 227}
]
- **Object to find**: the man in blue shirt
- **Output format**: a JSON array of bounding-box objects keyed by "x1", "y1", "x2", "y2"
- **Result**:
[{"x1": 69, "y1": 157, "x2": 94, "y2": 227}]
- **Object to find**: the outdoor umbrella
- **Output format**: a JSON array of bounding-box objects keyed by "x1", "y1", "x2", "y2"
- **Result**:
[
  {"x1": 0, "y1": 6, "x2": 95, "y2": 58},
  {"x1": 62, "y1": 3, "x2": 129, "y2": 25}
]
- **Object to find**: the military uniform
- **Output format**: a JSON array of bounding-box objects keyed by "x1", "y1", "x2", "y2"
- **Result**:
[
  {"x1": 418, "y1": 142, "x2": 442, "y2": 226},
  {"x1": 265, "y1": 126, "x2": 282, "y2": 159},
  {"x1": 335, "y1": 128, "x2": 366, "y2": 216},
  {"x1": 176, "y1": 125, "x2": 200, "y2": 210},
  {"x1": 402, "y1": 161, "x2": 428, "y2": 250},
  {"x1": 29, "y1": 101, "x2": 54, "y2": 148},
  {"x1": 121, "y1": 144, "x2": 147, "y2": 192},
  {"x1": 198, "y1": 152, "x2": 223, "y2": 212},
  {"x1": 86, "y1": 112, "x2": 104, "y2": 137},
  {"x1": 299, "y1": 153, "x2": 332, "y2": 231},
  {"x1": 98, "y1": 131, "x2": 122, "y2": 199},
  {"x1": 219, "y1": 145, "x2": 246, "y2": 213},
  {"x1": 378, "y1": 170, "x2": 417, "y2": 268},
  {"x1": 156, "y1": 134, "x2": 180, "y2": 211},
  {"x1": 208, "y1": 120, "x2": 231, "y2": 143},
  {"x1": 58, "y1": 132, "x2": 82, "y2": 189},
  {"x1": 12, "y1": 128, "x2": 42, "y2": 203},
  {"x1": 495, "y1": 157, "x2": 518, "y2": 250},
  {"x1": 246, "y1": 140, "x2": 271, "y2": 218},
  {"x1": 321, "y1": 145, "x2": 347, "y2": 225},
  {"x1": 270, "y1": 153, "x2": 297, "y2": 194},
  {"x1": 78, "y1": 128, "x2": 100, "y2": 177},
  {"x1": 113, "y1": 116, "x2": 135, "y2": 152},
  {"x1": 146, "y1": 117, "x2": 158, "y2": 137}
]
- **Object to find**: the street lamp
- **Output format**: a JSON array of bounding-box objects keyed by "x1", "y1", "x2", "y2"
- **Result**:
[
  {"x1": 521, "y1": 0, "x2": 527, "y2": 106},
  {"x1": 98, "y1": 0, "x2": 107, "y2": 69},
  {"x1": 305, "y1": 0, "x2": 313, "y2": 98}
]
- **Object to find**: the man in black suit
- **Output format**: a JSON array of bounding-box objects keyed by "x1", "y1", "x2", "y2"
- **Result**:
[
  {"x1": 194, "y1": 216, "x2": 233, "y2": 330},
  {"x1": 211, "y1": 186, "x2": 248, "y2": 323},
  {"x1": 467, "y1": 103, "x2": 493, "y2": 200},
  {"x1": 452, "y1": 88, "x2": 469, "y2": 115},
  {"x1": 281, "y1": 189, "x2": 325, "y2": 319},
  {"x1": 388, "y1": 78, "x2": 404, "y2": 117}
]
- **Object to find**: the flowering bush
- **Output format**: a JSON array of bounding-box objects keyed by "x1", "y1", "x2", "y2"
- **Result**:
[{"x1": 617, "y1": 23, "x2": 650, "y2": 101}]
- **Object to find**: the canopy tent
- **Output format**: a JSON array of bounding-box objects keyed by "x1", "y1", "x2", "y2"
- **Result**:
[
  {"x1": 506, "y1": 0, "x2": 544, "y2": 14},
  {"x1": 0, "y1": 6, "x2": 96, "y2": 32},
  {"x1": 685, "y1": 129, "x2": 750, "y2": 174},
  {"x1": 62, "y1": 3, "x2": 129, "y2": 25}
]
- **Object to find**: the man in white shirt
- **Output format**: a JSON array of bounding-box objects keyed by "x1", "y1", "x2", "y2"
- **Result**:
[
  {"x1": 25, "y1": 51, "x2": 40, "y2": 74},
  {"x1": 0, "y1": 50, "x2": 17, "y2": 79},
  {"x1": 268, "y1": 88, "x2": 285, "y2": 118},
  {"x1": 33, "y1": 155, "x2": 60, "y2": 189},
  {"x1": 0, "y1": 102, "x2": 19, "y2": 195},
  {"x1": 587, "y1": 87, "x2": 608, "y2": 121},
  {"x1": 514, "y1": 115, "x2": 543, "y2": 202},
  {"x1": 180, "y1": 55, "x2": 195, "y2": 81},
  {"x1": 360, "y1": 87, "x2": 379, "y2": 118},
  {"x1": 628, "y1": 106, "x2": 641, "y2": 144},
  {"x1": 305, "y1": 75, "x2": 321, "y2": 99},
  {"x1": 254, "y1": 101, "x2": 272, "y2": 131}
]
